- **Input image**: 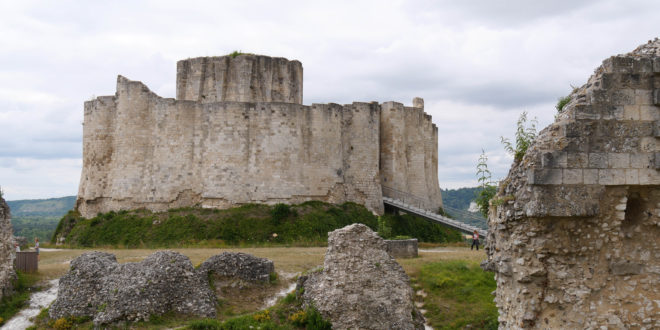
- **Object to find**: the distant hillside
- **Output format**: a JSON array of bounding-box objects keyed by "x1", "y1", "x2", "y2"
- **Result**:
[
  {"x1": 7, "y1": 196, "x2": 76, "y2": 242},
  {"x1": 7, "y1": 196, "x2": 76, "y2": 217},
  {"x1": 442, "y1": 187, "x2": 488, "y2": 230}
]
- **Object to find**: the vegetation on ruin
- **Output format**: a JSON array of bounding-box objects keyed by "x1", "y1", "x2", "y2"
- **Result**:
[
  {"x1": 501, "y1": 111, "x2": 537, "y2": 163},
  {"x1": 52, "y1": 201, "x2": 463, "y2": 248},
  {"x1": 474, "y1": 150, "x2": 497, "y2": 218},
  {"x1": 415, "y1": 260, "x2": 498, "y2": 329},
  {"x1": 555, "y1": 95, "x2": 571, "y2": 112},
  {"x1": 0, "y1": 271, "x2": 41, "y2": 326},
  {"x1": 227, "y1": 50, "x2": 255, "y2": 58}
]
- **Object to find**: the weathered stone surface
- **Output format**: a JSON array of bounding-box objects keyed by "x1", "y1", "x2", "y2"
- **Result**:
[
  {"x1": 385, "y1": 239, "x2": 418, "y2": 258},
  {"x1": 0, "y1": 196, "x2": 16, "y2": 300},
  {"x1": 196, "y1": 252, "x2": 274, "y2": 282},
  {"x1": 483, "y1": 39, "x2": 660, "y2": 329},
  {"x1": 76, "y1": 55, "x2": 444, "y2": 218},
  {"x1": 298, "y1": 224, "x2": 424, "y2": 330},
  {"x1": 49, "y1": 251, "x2": 216, "y2": 325}
]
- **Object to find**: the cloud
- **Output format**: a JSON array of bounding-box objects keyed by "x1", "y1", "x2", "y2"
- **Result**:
[{"x1": 1, "y1": 0, "x2": 659, "y2": 199}]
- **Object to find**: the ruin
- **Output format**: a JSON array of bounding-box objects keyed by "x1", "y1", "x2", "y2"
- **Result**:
[
  {"x1": 483, "y1": 39, "x2": 660, "y2": 328},
  {"x1": 76, "y1": 55, "x2": 443, "y2": 218},
  {"x1": 0, "y1": 195, "x2": 16, "y2": 300}
]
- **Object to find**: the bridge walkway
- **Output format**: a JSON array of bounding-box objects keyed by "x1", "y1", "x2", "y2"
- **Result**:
[{"x1": 382, "y1": 196, "x2": 488, "y2": 239}]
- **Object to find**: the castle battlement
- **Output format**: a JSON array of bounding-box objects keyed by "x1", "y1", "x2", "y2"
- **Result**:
[{"x1": 77, "y1": 55, "x2": 443, "y2": 218}]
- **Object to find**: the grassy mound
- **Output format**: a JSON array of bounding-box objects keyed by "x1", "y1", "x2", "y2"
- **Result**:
[
  {"x1": 53, "y1": 202, "x2": 464, "y2": 248},
  {"x1": 0, "y1": 271, "x2": 40, "y2": 326}
]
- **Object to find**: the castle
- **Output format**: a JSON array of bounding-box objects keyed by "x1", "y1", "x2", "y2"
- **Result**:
[{"x1": 76, "y1": 55, "x2": 443, "y2": 218}]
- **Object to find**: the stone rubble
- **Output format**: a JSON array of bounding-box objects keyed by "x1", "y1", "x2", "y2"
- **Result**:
[
  {"x1": 483, "y1": 38, "x2": 660, "y2": 329},
  {"x1": 298, "y1": 223, "x2": 425, "y2": 330},
  {"x1": 196, "y1": 251, "x2": 274, "y2": 282},
  {"x1": 49, "y1": 251, "x2": 216, "y2": 325}
]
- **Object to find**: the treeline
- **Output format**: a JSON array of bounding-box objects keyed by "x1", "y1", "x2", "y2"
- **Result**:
[
  {"x1": 11, "y1": 216, "x2": 60, "y2": 242},
  {"x1": 442, "y1": 187, "x2": 488, "y2": 230},
  {"x1": 54, "y1": 201, "x2": 464, "y2": 248}
]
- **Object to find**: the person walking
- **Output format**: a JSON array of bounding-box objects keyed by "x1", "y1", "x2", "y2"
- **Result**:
[
  {"x1": 34, "y1": 237, "x2": 40, "y2": 261},
  {"x1": 471, "y1": 230, "x2": 480, "y2": 251}
]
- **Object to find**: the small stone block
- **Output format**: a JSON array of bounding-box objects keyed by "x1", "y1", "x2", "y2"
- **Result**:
[
  {"x1": 583, "y1": 169, "x2": 599, "y2": 184},
  {"x1": 639, "y1": 106, "x2": 659, "y2": 121},
  {"x1": 656, "y1": 152, "x2": 660, "y2": 170},
  {"x1": 608, "y1": 153, "x2": 630, "y2": 168},
  {"x1": 528, "y1": 169, "x2": 562, "y2": 185},
  {"x1": 654, "y1": 58, "x2": 660, "y2": 73},
  {"x1": 562, "y1": 169, "x2": 583, "y2": 184},
  {"x1": 654, "y1": 90, "x2": 660, "y2": 106},
  {"x1": 567, "y1": 153, "x2": 588, "y2": 168},
  {"x1": 630, "y1": 153, "x2": 654, "y2": 169},
  {"x1": 598, "y1": 169, "x2": 626, "y2": 185},
  {"x1": 588, "y1": 153, "x2": 608, "y2": 169},
  {"x1": 625, "y1": 169, "x2": 639, "y2": 184},
  {"x1": 542, "y1": 151, "x2": 567, "y2": 168},
  {"x1": 638, "y1": 169, "x2": 660, "y2": 184},
  {"x1": 654, "y1": 121, "x2": 660, "y2": 137},
  {"x1": 633, "y1": 58, "x2": 653, "y2": 73}
]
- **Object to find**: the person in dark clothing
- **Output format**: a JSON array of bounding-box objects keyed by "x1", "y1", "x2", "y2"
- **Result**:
[{"x1": 471, "y1": 230, "x2": 480, "y2": 250}]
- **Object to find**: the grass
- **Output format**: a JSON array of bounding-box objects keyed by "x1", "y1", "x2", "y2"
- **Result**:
[
  {"x1": 0, "y1": 271, "x2": 41, "y2": 326},
  {"x1": 415, "y1": 260, "x2": 497, "y2": 329},
  {"x1": 53, "y1": 202, "x2": 463, "y2": 248},
  {"x1": 29, "y1": 243, "x2": 491, "y2": 328}
]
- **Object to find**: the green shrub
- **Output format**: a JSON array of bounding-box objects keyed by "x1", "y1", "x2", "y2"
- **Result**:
[{"x1": 555, "y1": 95, "x2": 571, "y2": 112}]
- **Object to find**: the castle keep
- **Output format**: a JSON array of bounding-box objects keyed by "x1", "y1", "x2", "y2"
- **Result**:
[{"x1": 77, "y1": 55, "x2": 443, "y2": 218}]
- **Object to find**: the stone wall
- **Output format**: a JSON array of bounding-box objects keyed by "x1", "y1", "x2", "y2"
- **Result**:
[
  {"x1": 483, "y1": 39, "x2": 660, "y2": 329},
  {"x1": 176, "y1": 55, "x2": 303, "y2": 104},
  {"x1": 77, "y1": 55, "x2": 443, "y2": 218},
  {"x1": 0, "y1": 196, "x2": 16, "y2": 300},
  {"x1": 385, "y1": 239, "x2": 418, "y2": 258}
]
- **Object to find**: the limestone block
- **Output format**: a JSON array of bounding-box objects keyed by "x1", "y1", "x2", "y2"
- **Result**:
[
  {"x1": 588, "y1": 153, "x2": 608, "y2": 169},
  {"x1": 562, "y1": 169, "x2": 583, "y2": 184},
  {"x1": 412, "y1": 97, "x2": 424, "y2": 109},
  {"x1": 609, "y1": 261, "x2": 644, "y2": 275},
  {"x1": 635, "y1": 89, "x2": 654, "y2": 105},
  {"x1": 640, "y1": 105, "x2": 659, "y2": 121},
  {"x1": 542, "y1": 151, "x2": 567, "y2": 168},
  {"x1": 625, "y1": 169, "x2": 639, "y2": 184},
  {"x1": 654, "y1": 58, "x2": 660, "y2": 73},
  {"x1": 639, "y1": 168, "x2": 660, "y2": 184},
  {"x1": 527, "y1": 169, "x2": 562, "y2": 185},
  {"x1": 654, "y1": 121, "x2": 660, "y2": 137},
  {"x1": 583, "y1": 169, "x2": 599, "y2": 184},
  {"x1": 623, "y1": 105, "x2": 640, "y2": 120},
  {"x1": 632, "y1": 58, "x2": 654, "y2": 73},
  {"x1": 654, "y1": 89, "x2": 660, "y2": 106},
  {"x1": 630, "y1": 153, "x2": 655, "y2": 169},
  {"x1": 608, "y1": 153, "x2": 630, "y2": 168},
  {"x1": 567, "y1": 152, "x2": 588, "y2": 168},
  {"x1": 598, "y1": 169, "x2": 626, "y2": 185},
  {"x1": 656, "y1": 152, "x2": 660, "y2": 170},
  {"x1": 610, "y1": 89, "x2": 635, "y2": 105}
]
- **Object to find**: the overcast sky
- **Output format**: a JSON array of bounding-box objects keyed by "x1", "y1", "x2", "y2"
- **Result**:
[{"x1": 1, "y1": 0, "x2": 658, "y2": 200}]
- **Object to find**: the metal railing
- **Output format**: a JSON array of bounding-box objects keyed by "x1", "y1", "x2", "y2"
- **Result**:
[
  {"x1": 383, "y1": 196, "x2": 488, "y2": 238},
  {"x1": 381, "y1": 186, "x2": 431, "y2": 210}
]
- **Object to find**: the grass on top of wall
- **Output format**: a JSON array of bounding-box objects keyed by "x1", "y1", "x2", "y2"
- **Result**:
[{"x1": 53, "y1": 202, "x2": 464, "y2": 248}]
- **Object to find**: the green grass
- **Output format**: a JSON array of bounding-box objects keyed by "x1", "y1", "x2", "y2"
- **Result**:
[
  {"x1": 416, "y1": 260, "x2": 498, "y2": 329},
  {"x1": 0, "y1": 271, "x2": 40, "y2": 326},
  {"x1": 54, "y1": 202, "x2": 463, "y2": 248}
]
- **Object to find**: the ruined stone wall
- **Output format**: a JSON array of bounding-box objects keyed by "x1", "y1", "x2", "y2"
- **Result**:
[
  {"x1": 78, "y1": 54, "x2": 443, "y2": 218},
  {"x1": 379, "y1": 99, "x2": 443, "y2": 211},
  {"x1": 0, "y1": 196, "x2": 16, "y2": 300},
  {"x1": 483, "y1": 39, "x2": 660, "y2": 329},
  {"x1": 176, "y1": 55, "x2": 303, "y2": 104}
]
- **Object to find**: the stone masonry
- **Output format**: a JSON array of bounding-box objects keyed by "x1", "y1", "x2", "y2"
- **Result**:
[
  {"x1": 483, "y1": 39, "x2": 660, "y2": 329},
  {"x1": 77, "y1": 54, "x2": 443, "y2": 218},
  {"x1": 0, "y1": 195, "x2": 16, "y2": 300}
]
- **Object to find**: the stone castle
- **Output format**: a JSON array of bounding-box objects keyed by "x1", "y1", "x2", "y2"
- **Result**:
[
  {"x1": 483, "y1": 39, "x2": 660, "y2": 328},
  {"x1": 76, "y1": 55, "x2": 443, "y2": 218}
]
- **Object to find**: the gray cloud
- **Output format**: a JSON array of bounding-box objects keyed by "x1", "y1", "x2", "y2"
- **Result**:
[{"x1": 1, "y1": 0, "x2": 659, "y2": 199}]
